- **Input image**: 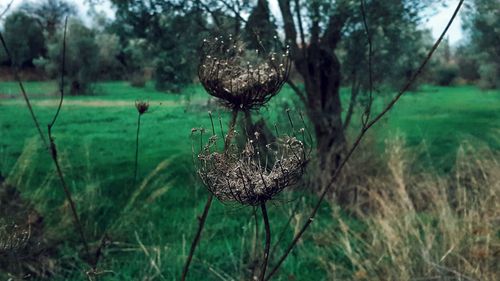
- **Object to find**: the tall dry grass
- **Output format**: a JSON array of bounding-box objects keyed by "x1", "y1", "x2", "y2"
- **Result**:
[{"x1": 319, "y1": 138, "x2": 499, "y2": 281}]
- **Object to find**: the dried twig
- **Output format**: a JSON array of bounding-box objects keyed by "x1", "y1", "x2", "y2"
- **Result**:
[
  {"x1": 46, "y1": 17, "x2": 91, "y2": 265},
  {"x1": 181, "y1": 110, "x2": 239, "y2": 281},
  {"x1": 0, "y1": 0, "x2": 14, "y2": 19},
  {"x1": 264, "y1": 1, "x2": 464, "y2": 279},
  {"x1": 0, "y1": 30, "x2": 48, "y2": 148}
]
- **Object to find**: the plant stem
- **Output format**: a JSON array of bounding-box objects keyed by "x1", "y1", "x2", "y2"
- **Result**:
[
  {"x1": 181, "y1": 110, "x2": 240, "y2": 280},
  {"x1": 181, "y1": 194, "x2": 213, "y2": 281},
  {"x1": 0, "y1": 30, "x2": 47, "y2": 148},
  {"x1": 224, "y1": 109, "x2": 239, "y2": 150},
  {"x1": 259, "y1": 202, "x2": 271, "y2": 281},
  {"x1": 252, "y1": 206, "x2": 259, "y2": 260},
  {"x1": 49, "y1": 135, "x2": 91, "y2": 262},
  {"x1": 46, "y1": 17, "x2": 91, "y2": 265},
  {"x1": 264, "y1": 1, "x2": 464, "y2": 280},
  {"x1": 134, "y1": 114, "x2": 141, "y2": 184}
]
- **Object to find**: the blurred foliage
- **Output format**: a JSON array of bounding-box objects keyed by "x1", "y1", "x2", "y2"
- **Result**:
[
  {"x1": 340, "y1": 1, "x2": 435, "y2": 91},
  {"x1": 20, "y1": 0, "x2": 76, "y2": 38},
  {"x1": 35, "y1": 20, "x2": 100, "y2": 95},
  {"x1": 461, "y1": 0, "x2": 500, "y2": 89},
  {"x1": 1, "y1": 11, "x2": 45, "y2": 67},
  {"x1": 110, "y1": 0, "x2": 209, "y2": 92},
  {"x1": 244, "y1": 0, "x2": 278, "y2": 51}
]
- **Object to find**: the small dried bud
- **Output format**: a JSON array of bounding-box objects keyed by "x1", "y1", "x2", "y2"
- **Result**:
[
  {"x1": 254, "y1": 131, "x2": 260, "y2": 140},
  {"x1": 135, "y1": 100, "x2": 150, "y2": 115}
]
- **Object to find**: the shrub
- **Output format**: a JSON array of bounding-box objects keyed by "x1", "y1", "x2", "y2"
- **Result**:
[
  {"x1": 35, "y1": 20, "x2": 99, "y2": 95},
  {"x1": 435, "y1": 63, "x2": 459, "y2": 86}
]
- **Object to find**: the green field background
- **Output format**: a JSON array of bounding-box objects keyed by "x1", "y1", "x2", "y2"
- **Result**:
[{"x1": 0, "y1": 82, "x2": 499, "y2": 280}]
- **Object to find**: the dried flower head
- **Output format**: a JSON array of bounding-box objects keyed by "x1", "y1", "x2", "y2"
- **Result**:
[
  {"x1": 195, "y1": 126, "x2": 308, "y2": 206},
  {"x1": 198, "y1": 36, "x2": 291, "y2": 110},
  {"x1": 0, "y1": 223, "x2": 31, "y2": 253},
  {"x1": 135, "y1": 100, "x2": 150, "y2": 115}
]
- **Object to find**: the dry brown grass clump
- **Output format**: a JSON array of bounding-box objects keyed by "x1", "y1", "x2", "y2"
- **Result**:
[{"x1": 317, "y1": 138, "x2": 499, "y2": 281}]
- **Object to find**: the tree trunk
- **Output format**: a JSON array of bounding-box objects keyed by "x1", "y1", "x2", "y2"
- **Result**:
[{"x1": 298, "y1": 45, "x2": 346, "y2": 194}]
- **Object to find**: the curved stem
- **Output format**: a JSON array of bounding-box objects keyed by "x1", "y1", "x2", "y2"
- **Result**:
[
  {"x1": 252, "y1": 206, "x2": 259, "y2": 260},
  {"x1": 181, "y1": 194, "x2": 213, "y2": 281},
  {"x1": 182, "y1": 109, "x2": 240, "y2": 280},
  {"x1": 224, "y1": 109, "x2": 239, "y2": 150},
  {"x1": 259, "y1": 202, "x2": 271, "y2": 281},
  {"x1": 0, "y1": 30, "x2": 47, "y2": 148},
  {"x1": 134, "y1": 114, "x2": 141, "y2": 184},
  {"x1": 264, "y1": 1, "x2": 464, "y2": 280}
]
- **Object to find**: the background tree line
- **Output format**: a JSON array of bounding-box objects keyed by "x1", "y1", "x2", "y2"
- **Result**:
[
  {"x1": 0, "y1": 0, "x2": 498, "y2": 202},
  {"x1": 0, "y1": 0, "x2": 497, "y2": 93}
]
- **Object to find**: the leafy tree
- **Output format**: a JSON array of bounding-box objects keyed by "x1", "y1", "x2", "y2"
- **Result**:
[
  {"x1": 455, "y1": 44, "x2": 480, "y2": 83},
  {"x1": 462, "y1": 0, "x2": 500, "y2": 88},
  {"x1": 110, "y1": 0, "x2": 210, "y2": 92},
  {"x1": 21, "y1": 0, "x2": 76, "y2": 39},
  {"x1": 1, "y1": 11, "x2": 45, "y2": 67},
  {"x1": 96, "y1": 33, "x2": 124, "y2": 80},
  {"x1": 35, "y1": 20, "x2": 99, "y2": 95},
  {"x1": 273, "y1": 0, "x2": 435, "y2": 201},
  {"x1": 244, "y1": 0, "x2": 278, "y2": 51}
]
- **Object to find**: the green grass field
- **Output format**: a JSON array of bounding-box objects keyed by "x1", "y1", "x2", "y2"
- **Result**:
[{"x1": 0, "y1": 81, "x2": 499, "y2": 280}]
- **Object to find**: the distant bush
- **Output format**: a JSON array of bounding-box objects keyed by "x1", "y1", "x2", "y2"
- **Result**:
[
  {"x1": 96, "y1": 33, "x2": 124, "y2": 80},
  {"x1": 35, "y1": 20, "x2": 99, "y2": 95},
  {"x1": 478, "y1": 62, "x2": 500, "y2": 89},
  {"x1": 123, "y1": 39, "x2": 150, "y2": 88},
  {"x1": 2, "y1": 11, "x2": 45, "y2": 67},
  {"x1": 434, "y1": 63, "x2": 459, "y2": 86}
]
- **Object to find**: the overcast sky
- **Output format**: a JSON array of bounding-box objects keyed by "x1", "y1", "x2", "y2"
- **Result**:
[{"x1": 4, "y1": 0, "x2": 465, "y2": 45}]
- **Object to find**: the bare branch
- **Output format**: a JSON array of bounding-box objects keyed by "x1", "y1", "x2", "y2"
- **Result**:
[
  {"x1": 277, "y1": 0, "x2": 299, "y2": 59},
  {"x1": 0, "y1": 0, "x2": 14, "y2": 19},
  {"x1": 47, "y1": 17, "x2": 91, "y2": 265},
  {"x1": 265, "y1": 1, "x2": 465, "y2": 279},
  {"x1": 0, "y1": 23, "x2": 48, "y2": 148},
  {"x1": 286, "y1": 79, "x2": 306, "y2": 105},
  {"x1": 360, "y1": 0, "x2": 373, "y2": 128},
  {"x1": 343, "y1": 73, "x2": 360, "y2": 130}
]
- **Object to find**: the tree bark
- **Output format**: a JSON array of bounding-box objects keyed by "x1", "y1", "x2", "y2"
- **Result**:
[
  {"x1": 278, "y1": 0, "x2": 349, "y2": 201},
  {"x1": 301, "y1": 46, "x2": 346, "y2": 189}
]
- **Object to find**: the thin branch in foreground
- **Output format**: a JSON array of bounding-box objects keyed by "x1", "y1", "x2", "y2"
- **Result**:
[
  {"x1": 46, "y1": 17, "x2": 91, "y2": 265},
  {"x1": 264, "y1": 1, "x2": 464, "y2": 280},
  {"x1": 0, "y1": 0, "x2": 14, "y2": 19},
  {"x1": 0, "y1": 31, "x2": 48, "y2": 148},
  {"x1": 180, "y1": 194, "x2": 214, "y2": 281},
  {"x1": 181, "y1": 110, "x2": 240, "y2": 281},
  {"x1": 360, "y1": 0, "x2": 374, "y2": 127}
]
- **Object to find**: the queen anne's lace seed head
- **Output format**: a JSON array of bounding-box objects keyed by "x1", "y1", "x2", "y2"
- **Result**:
[
  {"x1": 0, "y1": 222, "x2": 31, "y2": 253},
  {"x1": 196, "y1": 130, "x2": 308, "y2": 206},
  {"x1": 135, "y1": 100, "x2": 150, "y2": 115},
  {"x1": 198, "y1": 37, "x2": 291, "y2": 111}
]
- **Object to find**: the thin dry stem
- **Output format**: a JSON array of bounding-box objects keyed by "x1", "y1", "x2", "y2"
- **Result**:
[{"x1": 265, "y1": 1, "x2": 465, "y2": 279}]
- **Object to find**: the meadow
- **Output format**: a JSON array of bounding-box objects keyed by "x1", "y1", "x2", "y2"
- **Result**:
[{"x1": 0, "y1": 81, "x2": 499, "y2": 280}]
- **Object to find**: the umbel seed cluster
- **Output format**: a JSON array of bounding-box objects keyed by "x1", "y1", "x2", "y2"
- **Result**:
[
  {"x1": 194, "y1": 35, "x2": 308, "y2": 206},
  {"x1": 196, "y1": 130, "x2": 308, "y2": 206},
  {"x1": 198, "y1": 36, "x2": 291, "y2": 110}
]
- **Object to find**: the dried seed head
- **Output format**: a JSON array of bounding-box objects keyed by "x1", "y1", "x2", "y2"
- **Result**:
[
  {"x1": 195, "y1": 129, "x2": 309, "y2": 206},
  {"x1": 135, "y1": 100, "x2": 150, "y2": 115},
  {"x1": 198, "y1": 36, "x2": 291, "y2": 110},
  {"x1": 0, "y1": 222, "x2": 31, "y2": 253}
]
